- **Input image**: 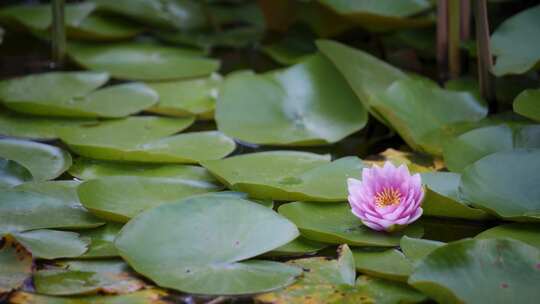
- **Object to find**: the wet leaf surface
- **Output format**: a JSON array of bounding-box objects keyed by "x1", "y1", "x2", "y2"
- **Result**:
[{"x1": 0, "y1": 236, "x2": 33, "y2": 296}]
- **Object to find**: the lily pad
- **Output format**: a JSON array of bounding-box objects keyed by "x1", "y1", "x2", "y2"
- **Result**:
[
  {"x1": 34, "y1": 260, "x2": 145, "y2": 296},
  {"x1": 400, "y1": 236, "x2": 445, "y2": 263},
  {"x1": 0, "y1": 72, "x2": 158, "y2": 118},
  {"x1": 78, "y1": 223, "x2": 123, "y2": 259},
  {"x1": 514, "y1": 89, "x2": 540, "y2": 122},
  {"x1": 409, "y1": 238, "x2": 540, "y2": 304},
  {"x1": 13, "y1": 229, "x2": 89, "y2": 260},
  {"x1": 318, "y1": 0, "x2": 434, "y2": 32},
  {"x1": 0, "y1": 111, "x2": 97, "y2": 140},
  {"x1": 145, "y1": 74, "x2": 222, "y2": 118},
  {"x1": 443, "y1": 124, "x2": 540, "y2": 173},
  {"x1": 352, "y1": 249, "x2": 413, "y2": 282},
  {"x1": 0, "y1": 236, "x2": 32, "y2": 295},
  {"x1": 267, "y1": 237, "x2": 329, "y2": 257},
  {"x1": 68, "y1": 41, "x2": 220, "y2": 81},
  {"x1": 0, "y1": 190, "x2": 103, "y2": 234},
  {"x1": 355, "y1": 275, "x2": 428, "y2": 304},
  {"x1": 256, "y1": 245, "x2": 357, "y2": 303},
  {"x1": 94, "y1": 0, "x2": 206, "y2": 30},
  {"x1": 157, "y1": 27, "x2": 263, "y2": 51},
  {"x1": 475, "y1": 223, "x2": 540, "y2": 250},
  {"x1": 460, "y1": 149, "x2": 540, "y2": 220},
  {"x1": 9, "y1": 289, "x2": 170, "y2": 304},
  {"x1": 216, "y1": 54, "x2": 367, "y2": 146},
  {"x1": 0, "y1": 138, "x2": 71, "y2": 181},
  {"x1": 78, "y1": 174, "x2": 223, "y2": 222},
  {"x1": 278, "y1": 201, "x2": 423, "y2": 247},
  {"x1": 115, "y1": 195, "x2": 300, "y2": 295},
  {"x1": 202, "y1": 151, "x2": 363, "y2": 201},
  {"x1": 69, "y1": 158, "x2": 218, "y2": 182},
  {"x1": 364, "y1": 148, "x2": 445, "y2": 173},
  {"x1": 421, "y1": 172, "x2": 492, "y2": 220},
  {"x1": 0, "y1": 158, "x2": 31, "y2": 189},
  {"x1": 491, "y1": 4, "x2": 540, "y2": 76}
]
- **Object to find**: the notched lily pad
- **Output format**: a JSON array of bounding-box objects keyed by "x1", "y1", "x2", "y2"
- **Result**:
[
  {"x1": 0, "y1": 138, "x2": 72, "y2": 181},
  {"x1": 78, "y1": 223, "x2": 123, "y2": 259},
  {"x1": 475, "y1": 223, "x2": 540, "y2": 250},
  {"x1": 278, "y1": 201, "x2": 423, "y2": 247},
  {"x1": 115, "y1": 196, "x2": 300, "y2": 295},
  {"x1": 216, "y1": 54, "x2": 367, "y2": 146},
  {"x1": 352, "y1": 248, "x2": 413, "y2": 282},
  {"x1": 202, "y1": 151, "x2": 364, "y2": 202}
]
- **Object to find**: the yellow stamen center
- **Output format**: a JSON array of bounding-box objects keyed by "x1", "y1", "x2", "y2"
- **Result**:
[{"x1": 375, "y1": 188, "x2": 402, "y2": 207}]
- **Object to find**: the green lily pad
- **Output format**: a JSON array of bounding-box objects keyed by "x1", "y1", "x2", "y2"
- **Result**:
[
  {"x1": 352, "y1": 249, "x2": 413, "y2": 282},
  {"x1": 374, "y1": 78, "x2": 487, "y2": 155},
  {"x1": 443, "y1": 124, "x2": 540, "y2": 173},
  {"x1": 278, "y1": 201, "x2": 424, "y2": 247},
  {"x1": 400, "y1": 236, "x2": 445, "y2": 263},
  {"x1": 10, "y1": 289, "x2": 170, "y2": 304},
  {"x1": 0, "y1": 111, "x2": 97, "y2": 140},
  {"x1": 0, "y1": 236, "x2": 33, "y2": 295},
  {"x1": 157, "y1": 27, "x2": 263, "y2": 51},
  {"x1": 13, "y1": 180, "x2": 81, "y2": 204},
  {"x1": 256, "y1": 245, "x2": 358, "y2": 303},
  {"x1": 0, "y1": 190, "x2": 103, "y2": 234},
  {"x1": 1, "y1": 73, "x2": 158, "y2": 118},
  {"x1": 145, "y1": 74, "x2": 222, "y2": 118},
  {"x1": 421, "y1": 172, "x2": 492, "y2": 220},
  {"x1": 78, "y1": 174, "x2": 223, "y2": 222},
  {"x1": 491, "y1": 4, "x2": 540, "y2": 76},
  {"x1": 267, "y1": 237, "x2": 329, "y2": 257},
  {"x1": 0, "y1": 158, "x2": 31, "y2": 189},
  {"x1": 69, "y1": 158, "x2": 218, "y2": 182},
  {"x1": 514, "y1": 89, "x2": 540, "y2": 122},
  {"x1": 475, "y1": 223, "x2": 540, "y2": 250},
  {"x1": 94, "y1": 0, "x2": 206, "y2": 30},
  {"x1": 34, "y1": 260, "x2": 145, "y2": 296},
  {"x1": 0, "y1": 138, "x2": 71, "y2": 181},
  {"x1": 13, "y1": 229, "x2": 89, "y2": 260},
  {"x1": 0, "y1": 3, "x2": 95, "y2": 32},
  {"x1": 68, "y1": 41, "x2": 220, "y2": 81},
  {"x1": 78, "y1": 223, "x2": 123, "y2": 259},
  {"x1": 355, "y1": 275, "x2": 428, "y2": 304},
  {"x1": 409, "y1": 238, "x2": 540, "y2": 304},
  {"x1": 67, "y1": 14, "x2": 144, "y2": 41},
  {"x1": 318, "y1": 0, "x2": 434, "y2": 32},
  {"x1": 202, "y1": 151, "x2": 363, "y2": 201},
  {"x1": 460, "y1": 149, "x2": 540, "y2": 220},
  {"x1": 115, "y1": 195, "x2": 300, "y2": 295},
  {"x1": 217, "y1": 54, "x2": 367, "y2": 146}
]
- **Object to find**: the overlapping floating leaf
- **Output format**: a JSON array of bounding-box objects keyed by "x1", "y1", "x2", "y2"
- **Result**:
[
  {"x1": 0, "y1": 236, "x2": 32, "y2": 296},
  {"x1": 78, "y1": 223, "x2": 123, "y2": 258},
  {"x1": 34, "y1": 260, "x2": 145, "y2": 296},
  {"x1": 145, "y1": 74, "x2": 222, "y2": 118},
  {"x1": 278, "y1": 201, "x2": 423, "y2": 247},
  {"x1": 217, "y1": 54, "x2": 367, "y2": 146},
  {"x1": 491, "y1": 4, "x2": 540, "y2": 76},
  {"x1": 460, "y1": 149, "x2": 540, "y2": 220},
  {"x1": 0, "y1": 71, "x2": 159, "y2": 118},
  {"x1": 354, "y1": 275, "x2": 427, "y2": 304},
  {"x1": 256, "y1": 245, "x2": 357, "y2": 303},
  {"x1": 443, "y1": 124, "x2": 540, "y2": 173},
  {"x1": 352, "y1": 248, "x2": 413, "y2": 282},
  {"x1": 400, "y1": 236, "x2": 444, "y2": 263},
  {"x1": 364, "y1": 148, "x2": 444, "y2": 173},
  {"x1": 421, "y1": 172, "x2": 492, "y2": 220},
  {"x1": 267, "y1": 237, "x2": 328, "y2": 257},
  {"x1": 13, "y1": 229, "x2": 89, "y2": 260},
  {"x1": 409, "y1": 239, "x2": 540, "y2": 304},
  {"x1": 0, "y1": 3, "x2": 143, "y2": 40},
  {"x1": 68, "y1": 41, "x2": 220, "y2": 81},
  {"x1": 0, "y1": 158, "x2": 31, "y2": 189},
  {"x1": 157, "y1": 27, "x2": 263, "y2": 51},
  {"x1": 202, "y1": 151, "x2": 363, "y2": 201},
  {"x1": 475, "y1": 223, "x2": 540, "y2": 250},
  {"x1": 115, "y1": 195, "x2": 301, "y2": 295},
  {"x1": 514, "y1": 89, "x2": 540, "y2": 122},
  {"x1": 0, "y1": 138, "x2": 71, "y2": 181},
  {"x1": 318, "y1": 0, "x2": 434, "y2": 32},
  {"x1": 0, "y1": 111, "x2": 97, "y2": 140},
  {"x1": 78, "y1": 173, "x2": 222, "y2": 222},
  {"x1": 9, "y1": 289, "x2": 170, "y2": 304},
  {"x1": 318, "y1": 40, "x2": 487, "y2": 155}
]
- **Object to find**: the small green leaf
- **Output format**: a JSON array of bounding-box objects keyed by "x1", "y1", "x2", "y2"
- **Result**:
[
  {"x1": 352, "y1": 248, "x2": 413, "y2": 282},
  {"x1": 13, "y1": 229, "x2": 89, "y2": 259},
  {"x1": 514, "y1": 89, "x2": 540, "y2": 122}
]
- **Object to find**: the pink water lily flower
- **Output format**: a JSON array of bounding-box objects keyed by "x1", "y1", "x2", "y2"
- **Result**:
[{"x1": 347, "y1": 162, "x2": 424, "y2": 232}]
